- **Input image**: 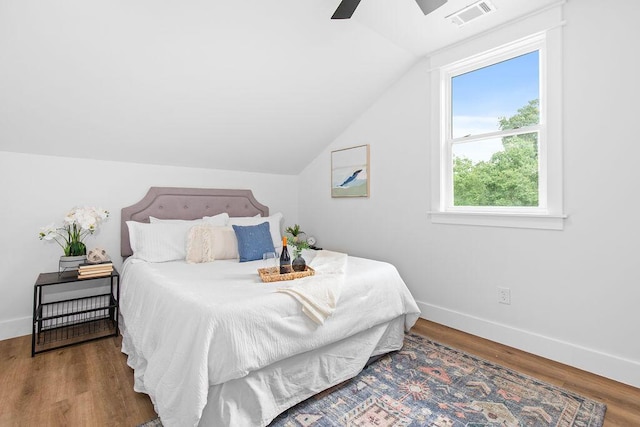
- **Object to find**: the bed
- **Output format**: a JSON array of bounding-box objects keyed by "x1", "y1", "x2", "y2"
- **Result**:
[{"x1": 119, "y1": 187, "x2": 421, "y2": 426}]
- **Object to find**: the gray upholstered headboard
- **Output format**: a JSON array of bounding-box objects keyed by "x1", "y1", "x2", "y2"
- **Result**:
[{"x1": 121, "y1": 187, "x2": 269, "y2": 258}]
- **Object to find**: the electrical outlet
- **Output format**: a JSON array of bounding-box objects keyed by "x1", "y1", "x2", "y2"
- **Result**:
[{"x1": 497, "y1": 287, "x2": 511, "y2": 305}]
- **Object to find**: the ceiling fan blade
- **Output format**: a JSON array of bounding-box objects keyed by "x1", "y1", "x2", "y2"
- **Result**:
[
  {"x1": 414, "y1": 0, "x2": 447, "y2": 15},
  {"x1": 331, "y1": 0, "x2": 362, "y2": 19}
]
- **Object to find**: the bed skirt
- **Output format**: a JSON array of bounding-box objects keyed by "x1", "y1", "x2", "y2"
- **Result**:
[{"x1": 121, "y1": 315, "x2": 409, "y2": 426}]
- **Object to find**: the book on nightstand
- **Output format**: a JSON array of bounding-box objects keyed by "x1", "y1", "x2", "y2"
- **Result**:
[{"x1": 77, "y1": 262, "x2": 114, "y2": 278}]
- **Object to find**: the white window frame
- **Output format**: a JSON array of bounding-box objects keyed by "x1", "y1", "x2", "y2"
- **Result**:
[{"x1": 429, "y1": 12, "x2": 565, "y2": 230}]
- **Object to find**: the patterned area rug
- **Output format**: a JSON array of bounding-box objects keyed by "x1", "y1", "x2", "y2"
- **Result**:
[
  {"x1": 272, "y1": 333, "x2": 605, "y2": 426},
  {"x1": 139, "y1": 333, "x2": 606, "y2": 427},
  {"x1": 137, "y1": 418, "x2": 162, "y2": 427}
]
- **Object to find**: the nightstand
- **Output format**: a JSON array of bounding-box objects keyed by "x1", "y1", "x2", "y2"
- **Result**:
[{"x1": 32, "y1": 268, "x2": 120, "y2": 356}]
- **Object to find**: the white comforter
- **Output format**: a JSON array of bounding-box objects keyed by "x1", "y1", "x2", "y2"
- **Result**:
[{"x1": 119, "y1": 251, "x2": 420, "y2": 426}]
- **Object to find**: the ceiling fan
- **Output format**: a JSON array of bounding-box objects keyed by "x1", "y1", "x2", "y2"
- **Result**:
[{"x1": 331, "y1": 0, "x2": 448, "y2": 19}]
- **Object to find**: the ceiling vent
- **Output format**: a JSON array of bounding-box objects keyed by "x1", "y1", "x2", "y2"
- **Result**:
[{"x1": 447, "y1": 0, "x2": 496, "y2": 26}]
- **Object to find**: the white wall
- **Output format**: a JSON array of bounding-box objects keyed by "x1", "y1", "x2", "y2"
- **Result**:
[
  {"x1": 298, "y1": 1, "x2": 640, "y2": 388},
  {"x1": 0, "y1": 151, "x2": 297, "y2": 340}
]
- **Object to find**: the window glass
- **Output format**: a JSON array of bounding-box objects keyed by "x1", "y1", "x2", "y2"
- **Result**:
[
  {"x1": 453, "y1": 132, "x2": 539, "y2": 207},
  {"x1": 448, "y1": 48, "x2": 541, "y2": 208},
  {"x1": 451, "y1": 51, "x2": 539, "y2": 139}
]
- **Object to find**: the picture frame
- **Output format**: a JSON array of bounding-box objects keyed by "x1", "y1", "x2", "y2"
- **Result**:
[{"x1": 331, "y1": 144, "x2": 369, "y2": 198}]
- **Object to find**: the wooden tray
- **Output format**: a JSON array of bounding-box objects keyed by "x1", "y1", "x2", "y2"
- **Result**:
[{"x1": 258, "y1": 266, "x2": 315, "y2": 283}]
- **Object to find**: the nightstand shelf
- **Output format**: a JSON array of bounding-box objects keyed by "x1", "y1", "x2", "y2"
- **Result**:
[{"x1": 32, "y1": 269, "x2": 120, "y2": 356}]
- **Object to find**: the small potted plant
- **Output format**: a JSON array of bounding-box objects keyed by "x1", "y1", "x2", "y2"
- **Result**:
[
  {"x1": 285, "y1": 224, "x2": 309, "y2": 272},
  {"x1": 39, "y1": 206, "x2": 109, "y2": 271}
]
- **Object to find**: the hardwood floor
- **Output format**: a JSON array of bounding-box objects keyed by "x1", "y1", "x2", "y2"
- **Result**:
[
  {"x1": 0, "y1": 333, "x2": 156, "y2": 426},
  {"x1": 0, "y1": 319, "x2": 638, "y2": 426}
]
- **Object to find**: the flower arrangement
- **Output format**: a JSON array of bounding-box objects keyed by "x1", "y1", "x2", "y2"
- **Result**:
[
  {"x1": 285, "y1": 224, "x2": 309, "y2": 258},
  {"x1": 39, "y1": 206, "x2": 109, "y2": 256}
]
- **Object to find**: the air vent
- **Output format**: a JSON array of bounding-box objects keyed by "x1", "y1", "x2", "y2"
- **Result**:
[{"x1": 446, "y1": 0, "x2": 496, "y2": 26}]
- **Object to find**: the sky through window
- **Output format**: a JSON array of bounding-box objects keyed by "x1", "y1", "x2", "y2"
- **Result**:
[{"x1": 451, "y1": 51, "x2": 539, "y2": 162}]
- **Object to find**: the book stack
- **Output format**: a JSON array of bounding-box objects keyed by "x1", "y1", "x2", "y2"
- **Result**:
[{"x1": 77, "y1": 262, "x2": 113, "y2": 279}]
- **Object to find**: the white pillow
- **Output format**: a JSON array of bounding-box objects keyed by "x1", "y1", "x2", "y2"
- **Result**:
[
  {"x1": 151, "y1": 212, "x2": 229, "y2": 225},
  {"x1": 227, "y1": 212, "x2": 283, "y2": 251},
  {"x1": 186, "y1": 225, "x2": 239, "y2": 263},
  {"x1": 126, "y1": 221, "x2": 192, "y2": 262},
  {"x1": 149, "y1": 216, "x2": 203, "y2": 224},
  {"x1": 201, "y1": 212, "x2": 231, "y2": 226}
]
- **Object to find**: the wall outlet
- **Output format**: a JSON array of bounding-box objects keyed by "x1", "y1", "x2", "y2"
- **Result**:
[{"x1": 497, "y1": 287, "x2": 511, "y2": 305}]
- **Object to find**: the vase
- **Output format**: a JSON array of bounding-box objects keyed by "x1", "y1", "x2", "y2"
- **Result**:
[
  {"x1": 59, "y1": 255, "x2": 87, "y2": 273},
  {"x1": 292, "y1": 255, "x2": 306, "y2": 272}
]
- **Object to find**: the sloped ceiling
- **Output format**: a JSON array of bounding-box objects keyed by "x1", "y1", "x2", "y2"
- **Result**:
[{"x1": 0, "y1": 0, "x2": 559, "y2": 174}]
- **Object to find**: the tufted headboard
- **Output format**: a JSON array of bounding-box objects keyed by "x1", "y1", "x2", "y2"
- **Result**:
[{"x1": 121, "y1": 187, "x2": 269, "y2": 258}]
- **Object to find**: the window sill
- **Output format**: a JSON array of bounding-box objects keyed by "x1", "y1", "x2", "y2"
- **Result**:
[{"x1": 428, "y1": 211, "x2": 566, "y2": 230}]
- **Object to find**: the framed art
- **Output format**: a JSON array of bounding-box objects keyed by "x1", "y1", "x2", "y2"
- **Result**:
[{"x1": 331, "y1": 144, "x2": 369, "y2": 198}]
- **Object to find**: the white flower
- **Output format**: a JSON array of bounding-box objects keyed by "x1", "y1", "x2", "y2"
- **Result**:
[
  {"x1": 38, "y1": 206, "x2": 110, "y2": 256},
  {"x1": 76, "y1": 211, "x2": 97, "y2": 231},
  {"x1": 64, "y1": 212, "x2": 75, "y2": 225},
  {"x1": 94, "y1": 207, "x2": 109, "y2": 221},
  {"x1": 38, "y1": 223, "x2": 58, "y2": 241}
]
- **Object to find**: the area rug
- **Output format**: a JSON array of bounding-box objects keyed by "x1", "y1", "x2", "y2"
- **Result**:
[{"x1": 139, "y1": 333, "x2": 606, "y2": 426}]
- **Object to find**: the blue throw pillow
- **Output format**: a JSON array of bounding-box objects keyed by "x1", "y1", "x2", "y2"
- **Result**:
[{"x1": 232, "y1": 222, "x2": 276, "y2": 262}]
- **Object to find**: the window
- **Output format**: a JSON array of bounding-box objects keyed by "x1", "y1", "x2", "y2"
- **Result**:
[
  {"x1": 448, "y1": 40, "x2": 542, "y2": 210},
  {"x1": 430, "y1": 25, "x2": 564, "y2": 230}
]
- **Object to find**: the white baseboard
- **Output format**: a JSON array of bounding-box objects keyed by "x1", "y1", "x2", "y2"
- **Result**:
[
  {"x1": 0, "y1": 316, "x2": 31, "y2": 341},
  {"x1": 417, "y1": 300, "x2": 640, "y2": 389}
]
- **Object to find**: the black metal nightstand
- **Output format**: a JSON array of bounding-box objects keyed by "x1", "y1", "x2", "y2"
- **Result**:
[{"x1": 32, "y1": 268, "x2": 120, "y2": 356}]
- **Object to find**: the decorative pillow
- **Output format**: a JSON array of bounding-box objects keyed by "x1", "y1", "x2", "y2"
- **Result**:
[
  {"x1": 210, "y1": 226, "x2": 240, "y2": 260},
  {"x1": 232, "y1": 222, "x2": 275, "y2": 263},
  {"x1": 228, "y1": 212, "x2": 283, "y2": 251},
  {"x1": 185, "y1": 225, "x2": 216, "y2": 264},
  {"x1": 185, "y1": 225, "x2": 239, "y2": 263},
  {"x1": 126, "y1": 221, "x2": 192, "y2": 262}
]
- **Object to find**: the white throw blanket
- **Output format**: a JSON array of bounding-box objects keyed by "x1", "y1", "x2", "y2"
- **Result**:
[{"x1": 275, "y1": 250, "x2": 347, "y2": 324}]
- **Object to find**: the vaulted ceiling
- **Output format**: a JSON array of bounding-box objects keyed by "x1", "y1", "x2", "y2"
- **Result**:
[{"x1": 0, "y1": 0, "x2": 558, "y2": 174}]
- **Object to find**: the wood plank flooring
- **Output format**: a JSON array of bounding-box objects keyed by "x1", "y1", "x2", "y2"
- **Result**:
[
  {"x1": 0, "y1": 318, "x2": 638, "y2": 426},
  {"x1": 0, "y1": 333, "x2": 156, "y2": 426}
]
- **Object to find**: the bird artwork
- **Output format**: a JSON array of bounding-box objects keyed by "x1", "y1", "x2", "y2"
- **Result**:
[
  {"x1": 339, "y1": 169, "x2": 363, "y2": 187},
  {"x1": 331, "y1": 145, "x2": 369, "y2": 198}
]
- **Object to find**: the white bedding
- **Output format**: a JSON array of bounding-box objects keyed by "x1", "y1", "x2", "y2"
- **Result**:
[{"x1": 119, "y1": 250, "x2": 420, "y2": 426}]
